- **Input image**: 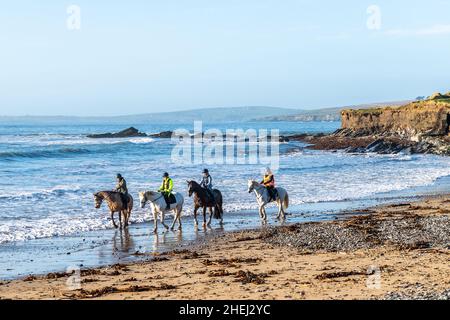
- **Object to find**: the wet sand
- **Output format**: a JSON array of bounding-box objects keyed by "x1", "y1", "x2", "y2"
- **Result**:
[{"x1": 0, "y1": 195, "x2": 449, "y2": 300}]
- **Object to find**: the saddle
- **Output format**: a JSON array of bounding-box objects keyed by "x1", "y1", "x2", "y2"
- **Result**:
[
  {"x1": 162, "y1": 193, "x2": 176, "y2": 205},
  {"x1": 119, "y1": 193, "x2": 129, "y2": 208},
  {"x1": 268, "y1": 188, "x2": 278, "y2": 202}
]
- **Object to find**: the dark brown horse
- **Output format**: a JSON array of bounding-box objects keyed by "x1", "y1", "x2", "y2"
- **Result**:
[
  {"x1": 93, "y1": 191, "x2": 133, "y2": 229},
  {"x1": 187, "y1": 181, "x2": 223, "y2": 228}
]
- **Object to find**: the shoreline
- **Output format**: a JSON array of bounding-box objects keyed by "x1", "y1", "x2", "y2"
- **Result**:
[
  {"x1": 1, "y1": 194, "x2": 449, "y2": 300},
  {"x1": 2, "y1": 181, "x2": 449, "y2": 281}
]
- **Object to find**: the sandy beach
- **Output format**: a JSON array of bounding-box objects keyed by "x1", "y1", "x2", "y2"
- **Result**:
[{"x1": 1, "y1": 195, "x2": 449, "y2": 300}]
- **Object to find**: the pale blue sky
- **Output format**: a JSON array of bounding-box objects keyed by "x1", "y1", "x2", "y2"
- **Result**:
[{"x1": 0, "y1": 0, "x2": 450, "y2": 116}]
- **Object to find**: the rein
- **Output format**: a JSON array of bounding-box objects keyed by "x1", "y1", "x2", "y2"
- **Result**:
[
  {"x1": 252, "y1": 183, "x2": 266, "y2": 202},
  {"x1": 145, "y1": 192, "x2": 165, "y2": 204}
]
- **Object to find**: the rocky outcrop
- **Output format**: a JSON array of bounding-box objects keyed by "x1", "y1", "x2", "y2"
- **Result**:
[
  {"x1": 148, "y1": 131, "x2": 173, "y2": 138},
  {"x1": 341, "y1": 99, "x2": 450, "y2": 138},
  {"x1": 87, "y1": 127, "x2": 147, "y2": 138},
  {"x1": 290, "y1": 93, "x2": 450, "y2": 155}
]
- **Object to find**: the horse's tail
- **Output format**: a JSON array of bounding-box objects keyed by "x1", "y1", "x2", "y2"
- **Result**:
[
  {"x1": 213, "y1": 191, "x2": 223, "y2": 219},
  {"x1": 283, "y1": 192, "x2": 289, "y2": 209},
  {"x1": 127, "y1": 194, "x2": 133, "y2": 213}
]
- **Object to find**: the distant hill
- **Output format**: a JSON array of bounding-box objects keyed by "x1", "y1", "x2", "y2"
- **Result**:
[
  {"x1": 114, "y1": 106, "x2": 300, "y2": 123},
  {"x1": 0, "y1": 106, "x2": 300, "y2": 124},
  {"x1": 254, "y1": 101, "x2": 412, "y2": 122},
  {"x1": 0, "y1": 101, "x2": 413, "y2": 124}
]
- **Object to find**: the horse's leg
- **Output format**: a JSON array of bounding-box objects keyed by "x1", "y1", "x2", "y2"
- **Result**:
[
  {"x1": 124, "y1": 208, "x2": 130, "y2": 227},
  {"x1": 260, "y1": 205, "x2": 267, "y2": 224},
  {"x1": 118, "y1": 210, "x2": 123, "y2": 229},
  {"x1": 178, "y1": 206, "x2": 182, "y2": 230},
  {"x1": 160, "y1": 211, "x2": 169, "y2": 231},
  {"x1": 194, "y1": 206, "x2": 199, "y2": 228},
  {"x1": 111, "y1": 211, "x2": 118, "y2": 228},
  {"x1": 170, "y1": 208, "x2": 177, "y2": 231},
  {"x1": 264, "y1": 206, "x2": 268, "y2": 223},
  {"x1": 276, "y1": 200, "x2": 282, "y2": 221},
  {"x1": 207, "y1": 207, "x2": 213, "y2": 227},
  {"x1": 281, "y1": 196, "x2": 286, "y2": 221},
  {"x1": 153, "y1": 210, "x2": 158, "y2": 234},
  {"x1": 202, "y1": 207, "x2": 207, "y2": 229}
]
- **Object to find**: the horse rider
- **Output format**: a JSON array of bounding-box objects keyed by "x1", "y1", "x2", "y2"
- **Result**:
[
  {"x1": 260, "y1": 167, "x2": 276, "y2": 201},
  {"x1": 115, "y1": 173, "x2": 129, "y2": 208},
  {"x1": 158, "y1": 172, "x2": 174, "y2": 210},
  {"x1": 200, "y1": 168, "x2": 215, "y2": 202}
]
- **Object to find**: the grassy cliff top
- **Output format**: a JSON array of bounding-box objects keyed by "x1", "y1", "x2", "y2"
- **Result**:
[{"x1": 342, "y1": 94, "x2": 450, "y2": 115}]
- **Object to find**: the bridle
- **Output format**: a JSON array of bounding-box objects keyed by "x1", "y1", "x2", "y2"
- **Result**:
[
  {"x1": 250, "y1": 182, "x2": 266, "y2": 202},
  {"x1": 142, "y1": 192, "x2": 165, "y2": 204}
]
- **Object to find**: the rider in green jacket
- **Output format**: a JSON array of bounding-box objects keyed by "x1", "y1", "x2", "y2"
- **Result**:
[{"x1": 158, "y1": 172, "x2": 174, "y2": 209}]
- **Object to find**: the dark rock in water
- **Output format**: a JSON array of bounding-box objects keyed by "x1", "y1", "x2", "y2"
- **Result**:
[
  {"x1": 148, "y1": 131, "x2": 173, "y2": 138},
  {"x1": 147, "y1": 131, "x2": 289, "y2": 142},
  {"x1": 87, "y1": 127, "x2": 147, "y2": 139}
]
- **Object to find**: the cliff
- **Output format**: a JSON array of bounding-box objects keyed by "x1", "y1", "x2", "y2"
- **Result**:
[
  {"x1": 340, "y1": 95, "x2": 450, "y2": 138},
  {"x1": 288, "y1": 92, "x2": 450, "y2": 155}
]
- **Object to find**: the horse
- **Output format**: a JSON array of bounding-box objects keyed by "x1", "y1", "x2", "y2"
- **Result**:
[
  {"x1": 139, "y1": 191, "x2": 184, "y2": 233},
  {"x1": 93, "y1": 191, "x2": 133, "y2": 229},
  {"x1": 247, "y1": 180, "x2": 289, "y2": 224},
  {"x1": 186, "y1": 180, "x2": 224, "y2": 228}
]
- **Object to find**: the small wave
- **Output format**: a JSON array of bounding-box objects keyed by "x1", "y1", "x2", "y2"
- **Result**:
[
  {"x1": 0, "y1": 185, "x2": 84, "y2": 200},
  {"x1": 0, "y1": 148, "x2": 90, "y2": 160},
  {"x1": 129, "y1": 137, "x2": 155, "y2": 144}
]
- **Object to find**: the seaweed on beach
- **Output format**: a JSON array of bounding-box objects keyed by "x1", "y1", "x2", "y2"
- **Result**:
[
  {"x1": 202, "y1": 257, "x2": 262, "y2": 268},
  {"x1": 315, "y1": 270, "x2": 367, "y2": 280},
  {"x1": 71, "y1": 283, "x2": 178, "y2": 298},
  {"x1": 23, "y1": 275, "x2": 37, "y2": 282},
  {"x1": 263, "y1": 212, "x2": 450, "y2": 252},
  {"x1": 208, "y1": 269, "x2": 232, "y2": 277},
  {"x1": 234, "y1": 270, "x2": 267, "y2": 285}
]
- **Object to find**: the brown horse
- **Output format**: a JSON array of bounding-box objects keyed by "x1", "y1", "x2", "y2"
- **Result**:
[
  {"x1": 93, "y1": 191, "x2": 133, "y2": 229},
  {"x1": 187, "y1": 181, "x2": 223, "y2": 228}
]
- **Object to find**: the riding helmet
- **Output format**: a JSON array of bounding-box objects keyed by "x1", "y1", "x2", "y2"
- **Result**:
[
  {"x1": 202, "y1": 168, "x2": 209, "y2": 174},
  {"x1": 163, "y1": 172, "x2": 169, "y2": 177}
]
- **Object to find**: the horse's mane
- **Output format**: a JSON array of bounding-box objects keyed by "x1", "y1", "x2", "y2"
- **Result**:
[
  {"x1": 188, "y1": 180, "x2": 202, "y2": 189},
  {"x1": 96, "y1": 191, "x2": 118, "y2": 199}
]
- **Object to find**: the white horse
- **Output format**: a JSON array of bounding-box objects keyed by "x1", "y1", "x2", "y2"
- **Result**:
[
  {"x1": 247, "y1": 180, "x2": 289, "y2": 224},
  {"x1": 139, "y1": 191, "x2": 184, "y2": 233}
]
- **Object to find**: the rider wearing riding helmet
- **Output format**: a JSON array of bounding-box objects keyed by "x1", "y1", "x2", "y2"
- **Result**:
[
  {"x1": 260, "y1": 167, "x2": 276, "y2": 201},
  {"x1": 200, "y1": 168, "x2": 214, "y2": 201},
  {"x1": 115, "y1": 173, "x2": 129, "y2": 208},
  {"x1": 159, "y1": 172, "x2": 174, "y2": 209}
]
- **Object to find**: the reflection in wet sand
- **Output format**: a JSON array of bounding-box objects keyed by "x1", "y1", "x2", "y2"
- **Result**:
[{"x1": 113, "y1": 228, "x2": 134, "y2": 254}]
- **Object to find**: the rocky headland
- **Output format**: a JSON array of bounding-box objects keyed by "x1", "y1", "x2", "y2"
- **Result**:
[{"x1": 289, "y1": 92, "x2": 450, "y2": 155}]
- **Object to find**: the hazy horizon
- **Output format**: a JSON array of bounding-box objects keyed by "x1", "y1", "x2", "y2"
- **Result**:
[{"x1": 1, "y1": 0, "x2": 449, "y2": 116}]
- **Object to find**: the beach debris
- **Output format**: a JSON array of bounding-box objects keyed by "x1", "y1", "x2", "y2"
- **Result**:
[
  {"x1": 315, "y1": 270, "x2": 367, "y2": 280},
  {"x1": 202, "y1": 257, "x2": 262, "y2": 268},
  {"x1": 381, "y1": 285, "x2": 450, "y2": 300},
  {"x1": 123, "y1": 277, "x2": 137, "y2": 282},
  {"x1": 70, "y1": 282, "x2": 178, "y2": 299},
  {"x1": 23, "y1": 275, "x2": 37, "y2": 282},
  {"x1": 263, "y1": 213, "x2": 450, "y2": 252},
  {"x1": 208, "y1": 269, "x2": 232, "y2": 277},
  {"x1": 234, "y1": 271, "x2": 267, "y2": 285}
]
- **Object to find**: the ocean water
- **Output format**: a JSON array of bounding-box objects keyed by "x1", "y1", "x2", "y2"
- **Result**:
[
  {"x1": 1, "y1": 120, "x2": 450, "y2": 278},
  {"x1": 1, "y1": 120, "x2": 450, "y2": 243}
]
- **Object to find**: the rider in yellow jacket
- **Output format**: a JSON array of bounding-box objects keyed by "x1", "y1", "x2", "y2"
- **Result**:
[
  {"x1": 260, "y1": 167, "x2": 276, "y2": 201},
  {"x1": 159, "y1": 172, "x2": 174, "y2": 209}
]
